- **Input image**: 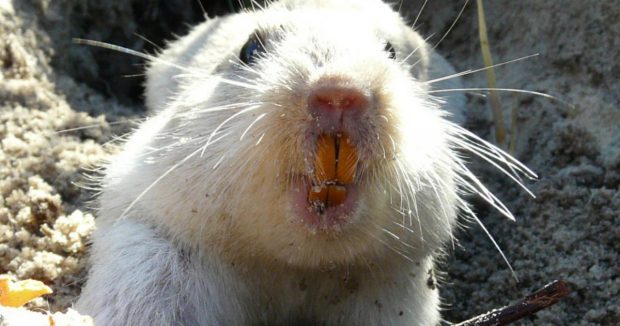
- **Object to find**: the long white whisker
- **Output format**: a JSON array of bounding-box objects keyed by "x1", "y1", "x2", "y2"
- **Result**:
[
  {"x1": 118, "y1": 145, "x2": 205, "y2": 219},
  {"x1": 203, "y1": 131, "x2": 233, "y2": 150},
  {"x1": 411, "y1": 0, "x2": 428, "y2": 29},
  {"x1": 453, "y1": 135, "x2": 527, "y2": 178},
  {"x1": 396, "y1": 162, "x2": 413, "y2": 226},
  {"x1": 251, "y1": 0, "x2": 266, "y2": 11},
  {"x1": 451, "y1": 123, "x2": 537, "y2": 178},
  {"x1": 201, "y1": 105, "x2": 260, "y2": 156},
  {"x1": 255, "y1": 133, "x2": 266, "y2": 146},
  {"x1": 382, "y1": 228, "x2": 416, "y2": 250},
  {"x1": 459, "y1": 198, "x2": 518, "y2": 281},
  {"x1": 133, "y1": 33, "x2": 163, "y2": 51},
  {"x1": 73, "y1": 39, "x2": 201, "y2": 74},
  {"x1": 431, "y1": 0, "x2": 469, "y2": 50},
  {"x1": 213, "y1": 154, "x2": 226, "y2": 170},
  {"x1": 426, "y1": 170, "x2": 450, "y2": 226},
  {"x1": 451, "y1": 139, "x2": 535, "y2": 197},
  {"x1": 74, "y1": 39, "x2": 262, "y2": 92},
  {"x1": 141, "y1": 140, "x2": 188, "y2": 158},
  {"x1": 181, "y1": 102, "x2": 260, "y2": 117},
  {"x1": 395, "y1": 160, "x2": 421, "y2": 231},
  {"x1": 400, "y1": 33, "x2": 434, "y2": 64},
  {"x1": 391, "y1": 221, "x2": 416, "y2": 234},
  {"x1": 216, "y1": 77, "x2": 263, "y2": 90},
  {"x1": 240, "y1": 113, "x2": 267, "y2": 140},
  {"x1": 455, "y1": 161, "x2": 516, "y2": 221},
  {"x1": 429, "y1": 87, "x2": 574, "y2": 109},
  {"x1": 55, "y1": 119, "x2": 140, "y2": 134},
  {"x1": 425, "y1": 54, "x2": 539, "y2": 85},
  {"x1": 368, "y1": 232, "x2": 415, "y2": 263},
  {"x1": 173, "y1": 72, "x2": 263, "y2": 91},
  {"x1": 195, "y1": 0, "x2": 207, "y2": 16}
]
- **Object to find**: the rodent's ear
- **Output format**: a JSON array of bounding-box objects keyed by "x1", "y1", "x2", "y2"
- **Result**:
[{"x1": 240, "y1": 33, "x2": 266, "y2": 65}]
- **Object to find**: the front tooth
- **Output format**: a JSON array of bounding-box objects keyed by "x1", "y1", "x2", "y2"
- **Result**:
[
  {"x1": 314, "y1": 134, "x2": 336, "y2": 184},
  {"x1": 327, "y1": 185, "x2": 347, "y2": 207},
  {"x1": 308, "y1": 133, "x2": 356, "y2": 211},
  {"x1": 336, "y1": 134, "x2": 358, "y2": 184},
  {"x1": 308, "y1": 186, "x2": 328, "y2": 205}
]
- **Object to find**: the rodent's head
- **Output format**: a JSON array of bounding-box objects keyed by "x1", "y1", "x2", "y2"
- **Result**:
[{"x1": 146, "y1": 0, "x2": 461, "y2": 267}]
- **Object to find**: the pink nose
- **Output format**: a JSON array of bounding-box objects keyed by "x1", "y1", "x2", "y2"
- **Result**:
[
  {"x1": 308, "y1": 87, "x2": 370, "y2": 113},
  {"x1": 307, "y1": 86, "x2": 370, "y2": 132}
]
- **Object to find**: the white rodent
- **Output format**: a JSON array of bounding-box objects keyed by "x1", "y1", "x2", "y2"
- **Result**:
[{"x1": 77, "y1": 0, "x2": 532, "y2": 324}]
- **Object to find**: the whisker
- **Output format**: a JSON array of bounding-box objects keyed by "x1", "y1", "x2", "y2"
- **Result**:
[
  {"x1": 428, "y1": 168, "x2": 455, "y2": 223},
  {"x1": 425, "y1": 53, "x2": 539, "y2": 85},
  {"x1": 73, "y1": 39, "x2": 198, "y2": 74},
  {"x1": 382, "y1": 228, "x2": 416, "y2": 250},
  {"x1": 175, "y1": 72, "x2": 264, "y2": 91},
  {"x1": 429, "y1": 87, "x2": 575, "y2": 109},
  {"x1": 400, "y1": 33, "x2": 434, "y2": 64},
  {"x1": 179, "y1": 102, "x2": 259, "y2": 117},
  {"x1": 450, "y1": 123, "x2": 537, "y2": 179},
  {"x1": 451, "y1": 139, "x2": 535, "y2": 197},
  {"x1": 459, "y1": 198, "x2": 518, "y2": 281},
  {"x1": 203, "y1": 130, "x2": 233, "y2": 151},
  {"x1": 255, "y1": 133, "x2": 266, "y2": 146},
  {"x1": 395, "y1": 160, "x2": 421, "y2": 231},
  {"x1": 455, "y1": 161, "x2": 516, "y2": 221},
  {"x1": 133, "y1": 33, "x2": 163, "y2": 51},
  {"x1": 122, "y1": 73, "x2": 147, "y2": 78},
  {"x1": 368, "y1": 231, "x2": 415, "y2": 263},
  {"x1": 453, "y1": 135, "x2": 526, "y2": 178},
  {"x1": 118, "y1": 145, "x2": 205, "y2": 220},
  {"x1": 249, "y1": 0, "x2": 266, "y2": 11},
  {"x1": 391, "y1": 221, "x2": 416, "y2": 234},
  {"x1": 213, "y1": 154, "x2": 226, "y2": 170},
  {"x1": 396, "y1": 0, "x2": 404, "y2": 15},
  {"x1": 240, "y1": 113, "x2": 267, "y2": 140},
  {"x1": 201, "y1": 105, "x2": 260, "y2": 156},
  {"x1": 195, "y1": 0, "x2": 207, "y2": 16},
  {"x1": 55, "y1": 119, "x2": 141, "y2": 134},
  {"x1": 74, "y1": 39, "x2": 263, "y2": 92},
  {"x1": 431, "y1": 0, "x2": 470, "y2": 50},
  {"x1": 411, "y1": 0, "x2": 429, "y2": 30},
  {"x1": 215, "y1": 76, "x2": 264, "y2": 90}
]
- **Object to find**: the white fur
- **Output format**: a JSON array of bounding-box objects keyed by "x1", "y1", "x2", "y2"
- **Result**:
[{"x1": 77, "y1": 0, "x2": 475, "y2": 324}]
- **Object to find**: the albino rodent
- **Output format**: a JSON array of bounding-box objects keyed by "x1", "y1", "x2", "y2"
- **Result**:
[{"x1": 77, "y1": 0, "x2": 532, "y2": 324}]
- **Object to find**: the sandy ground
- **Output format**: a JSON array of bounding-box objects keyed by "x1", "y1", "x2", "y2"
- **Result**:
[{"x1": 0, "y1": 0, "x2": 618, "y2": 324}]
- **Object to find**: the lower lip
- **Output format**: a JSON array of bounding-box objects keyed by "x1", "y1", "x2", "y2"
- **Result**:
[{"x1": 289, "y1": 177, "x2": 360, "y2": 231}]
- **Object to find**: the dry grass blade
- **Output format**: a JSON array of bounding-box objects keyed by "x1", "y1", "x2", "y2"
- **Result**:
[{"x1": 476, "y1": 0, "x2": 505, "y2": 146}]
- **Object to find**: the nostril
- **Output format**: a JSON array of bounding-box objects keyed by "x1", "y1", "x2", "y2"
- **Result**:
[{"x1": 308, "y1": 87, "x2": 370, "y2": 112}]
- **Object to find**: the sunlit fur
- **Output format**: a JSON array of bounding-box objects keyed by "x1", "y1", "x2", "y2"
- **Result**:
[{"x1": 77, "y1": 0, "x2": 534, "y2": 325}]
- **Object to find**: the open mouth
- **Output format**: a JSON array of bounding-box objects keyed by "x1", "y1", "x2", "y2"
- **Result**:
[{"x1": 291, "y1": 132, "x2": 361, "y2": 230}]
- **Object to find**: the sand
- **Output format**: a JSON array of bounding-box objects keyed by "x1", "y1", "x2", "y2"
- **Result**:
[{"x1": 1, "y1": 0, "x2": 618, "y2": 324}]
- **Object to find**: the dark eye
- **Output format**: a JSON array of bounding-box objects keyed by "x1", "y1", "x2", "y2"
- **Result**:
[
  {"x1": 240, "y1": 33, "x2": 265, "y2": 65},
  {"x1": 384, "y1": 41, "x2": 396, "y2": 60}
]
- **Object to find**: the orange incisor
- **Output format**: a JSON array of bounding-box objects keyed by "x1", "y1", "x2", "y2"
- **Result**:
[{"x1": 308, "y1": 133, "x2": 358, "y2": 209}]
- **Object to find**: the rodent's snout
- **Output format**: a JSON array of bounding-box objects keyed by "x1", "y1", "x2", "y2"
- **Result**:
[
  {"x1": 296, "y1": 82, "x2": 375, "y2": 228},
  {"x1": 308, "y1": 86, "x2": 369, "y2": 113},
  {"x1": 307, "y1": 84, "x2": 371, "y2": 133}
]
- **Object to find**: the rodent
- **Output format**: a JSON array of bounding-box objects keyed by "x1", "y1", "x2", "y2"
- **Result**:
[{"x1": 76, "y1": 0, "x2": 525, "y2": 324}]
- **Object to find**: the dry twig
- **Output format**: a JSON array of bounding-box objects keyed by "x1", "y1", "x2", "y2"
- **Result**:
[{"x1": 456, "y1": 280, "x2": 571, "y2": 326}]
